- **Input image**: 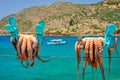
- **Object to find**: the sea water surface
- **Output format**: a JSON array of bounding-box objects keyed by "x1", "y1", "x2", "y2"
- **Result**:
[{"x1": 0, "y1": 36, "x2": 120, "y2": 80}]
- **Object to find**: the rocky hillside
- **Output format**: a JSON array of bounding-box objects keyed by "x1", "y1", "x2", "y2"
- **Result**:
[{"x1": 0, "y1": 0, "x2": 120, "y2": 36}]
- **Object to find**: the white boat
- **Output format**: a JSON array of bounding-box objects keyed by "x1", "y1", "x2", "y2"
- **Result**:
[{"x1": 47, "y1": 39, "x2": 67, "y2": 45}]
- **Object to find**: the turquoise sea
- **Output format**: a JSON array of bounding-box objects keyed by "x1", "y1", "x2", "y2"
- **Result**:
[{"x1": 0, "y1": 36, "x2": 120, "y2": 80}]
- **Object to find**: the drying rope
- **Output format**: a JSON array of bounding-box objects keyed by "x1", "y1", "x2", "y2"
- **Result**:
[
  {"x1": 0, "y1": 55, "x2": 18, "y2": 58},
  {"x1": 0, "y1": 55, "x2": 120, "y2": 58}
]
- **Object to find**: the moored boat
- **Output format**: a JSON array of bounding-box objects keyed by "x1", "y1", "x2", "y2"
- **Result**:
[{"x1": 47, "y1": 39, "x2": 67, "y2": 45}]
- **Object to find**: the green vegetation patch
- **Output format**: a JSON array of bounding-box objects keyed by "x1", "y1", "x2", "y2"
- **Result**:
[
  {"x1": 91, "y1": 8, "x2": 120, "y2": 22},
  {"x1": 90, "y1": 24, "x2": 101, "y2": 30}
]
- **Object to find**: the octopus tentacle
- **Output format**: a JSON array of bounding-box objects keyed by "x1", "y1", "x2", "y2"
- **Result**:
[
  {"x1": 93, "y1": 38, "x2": 98, "y2": 62},
  {"x1": 26, "y1": 36, "x2": 34, "y2": 66},
  {"x1": 108, "y1": 38, "x2": 117, "y2": 74},
  {"x1": 75, "y1": 37, "x2": 85, "y2": 80},
  {"x1": 108, "y1": 50, "x2": 111, "y2": 75},
  {"x1": 98, "y1": 37, "x2": 104, "y2": 45},
  {"x1": 35, "y1": 48, "x2": 51, "y2": 62},
  {"x1": 30, "y1": 36, "x2": 37, "y2": 56},
  {"x1": 21, "y1": 35, "x2": 29, "y2": 68},
  {"x1": 89, "y1": 38, "x2": 94, "y2": 61},
  {"x1": 75, "y1": 41, "x2": 80, "y2": 70},
  {"x1": 75, "y1": 41, "x2": 81, "y2": 80},
  {"x1": 83, "y1": 38, "x2": 87, "y2": 49},
  {"x1": 82, "y1": 60, "x2": 87, "y2": 80},
  {"x1": 82, "y1": 38, "x2": 87, "y2": 46},
  {"x1": 98, "y1": 58, "x2": 105, "y2": 80},
  {"x1": 97, "y1": 38, "x2": 105, "y2": 80},
  {"x1": 108, "y1": 38, "x2": 117, "y2": 52},
  {"x1": 29, "y1": 35, "x2": 51, "y2": 63},
  {"x1": 97, "y1": 38, "x2": 103, "y2": 63},
  {"x1": 16, "y1": 34, "x2": 24, "y2": 60},
  {"x1": 84, "y1": 38, "x2": 90, "y2": 61},
  {"x1": 11, "y1": 34, "x2": 28, "y2": 67}
]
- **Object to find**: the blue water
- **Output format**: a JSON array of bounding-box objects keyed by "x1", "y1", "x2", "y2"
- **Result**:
[{"x1": 0, "y1": 36, "x2": 120, "y2": 80}]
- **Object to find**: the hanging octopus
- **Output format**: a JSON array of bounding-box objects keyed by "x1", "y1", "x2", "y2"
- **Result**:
[
  {"x1": 5, "y1": 16, "x2": 49, "y2": 68},
  {"x1": 11, "y1": 34, "x2": 49, "y2": 68},
  {"x1": 75, "y1": 37, "x2": 117, "y2": 80}
]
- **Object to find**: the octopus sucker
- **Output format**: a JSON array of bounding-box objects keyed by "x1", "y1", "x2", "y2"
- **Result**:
[
  {"x1": 84, "y1": 38, "x2": 90, "y2": 61},
  {"x1": 30, "y1": 36, "x2": 37, "y2": 50},
  {"x1": 97, "y1": 38, "x2": 103, "y2": 63},
  {"x1": 21, "y1": 36, "x2": 27, "y2": 60},
  {"x1": 93, "y1": 38, "x2": 98, "y2": 62},
  {"x1": 26, "y1": 36, "x2": 34, "y2": 66},
  {"x1": 83, "y1": 38, "x2": 87, "y2": 48},
  {"x1": 16, "y1": 34, "x2": 24, "y2": 60},
  {"x1": 89, "y1": 38, "x2": 94, "y2": 62}
]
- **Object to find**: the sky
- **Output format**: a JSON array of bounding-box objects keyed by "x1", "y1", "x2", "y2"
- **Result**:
[{"x1": 0, "y1": 0, "x2": 102, "y2": 20}]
